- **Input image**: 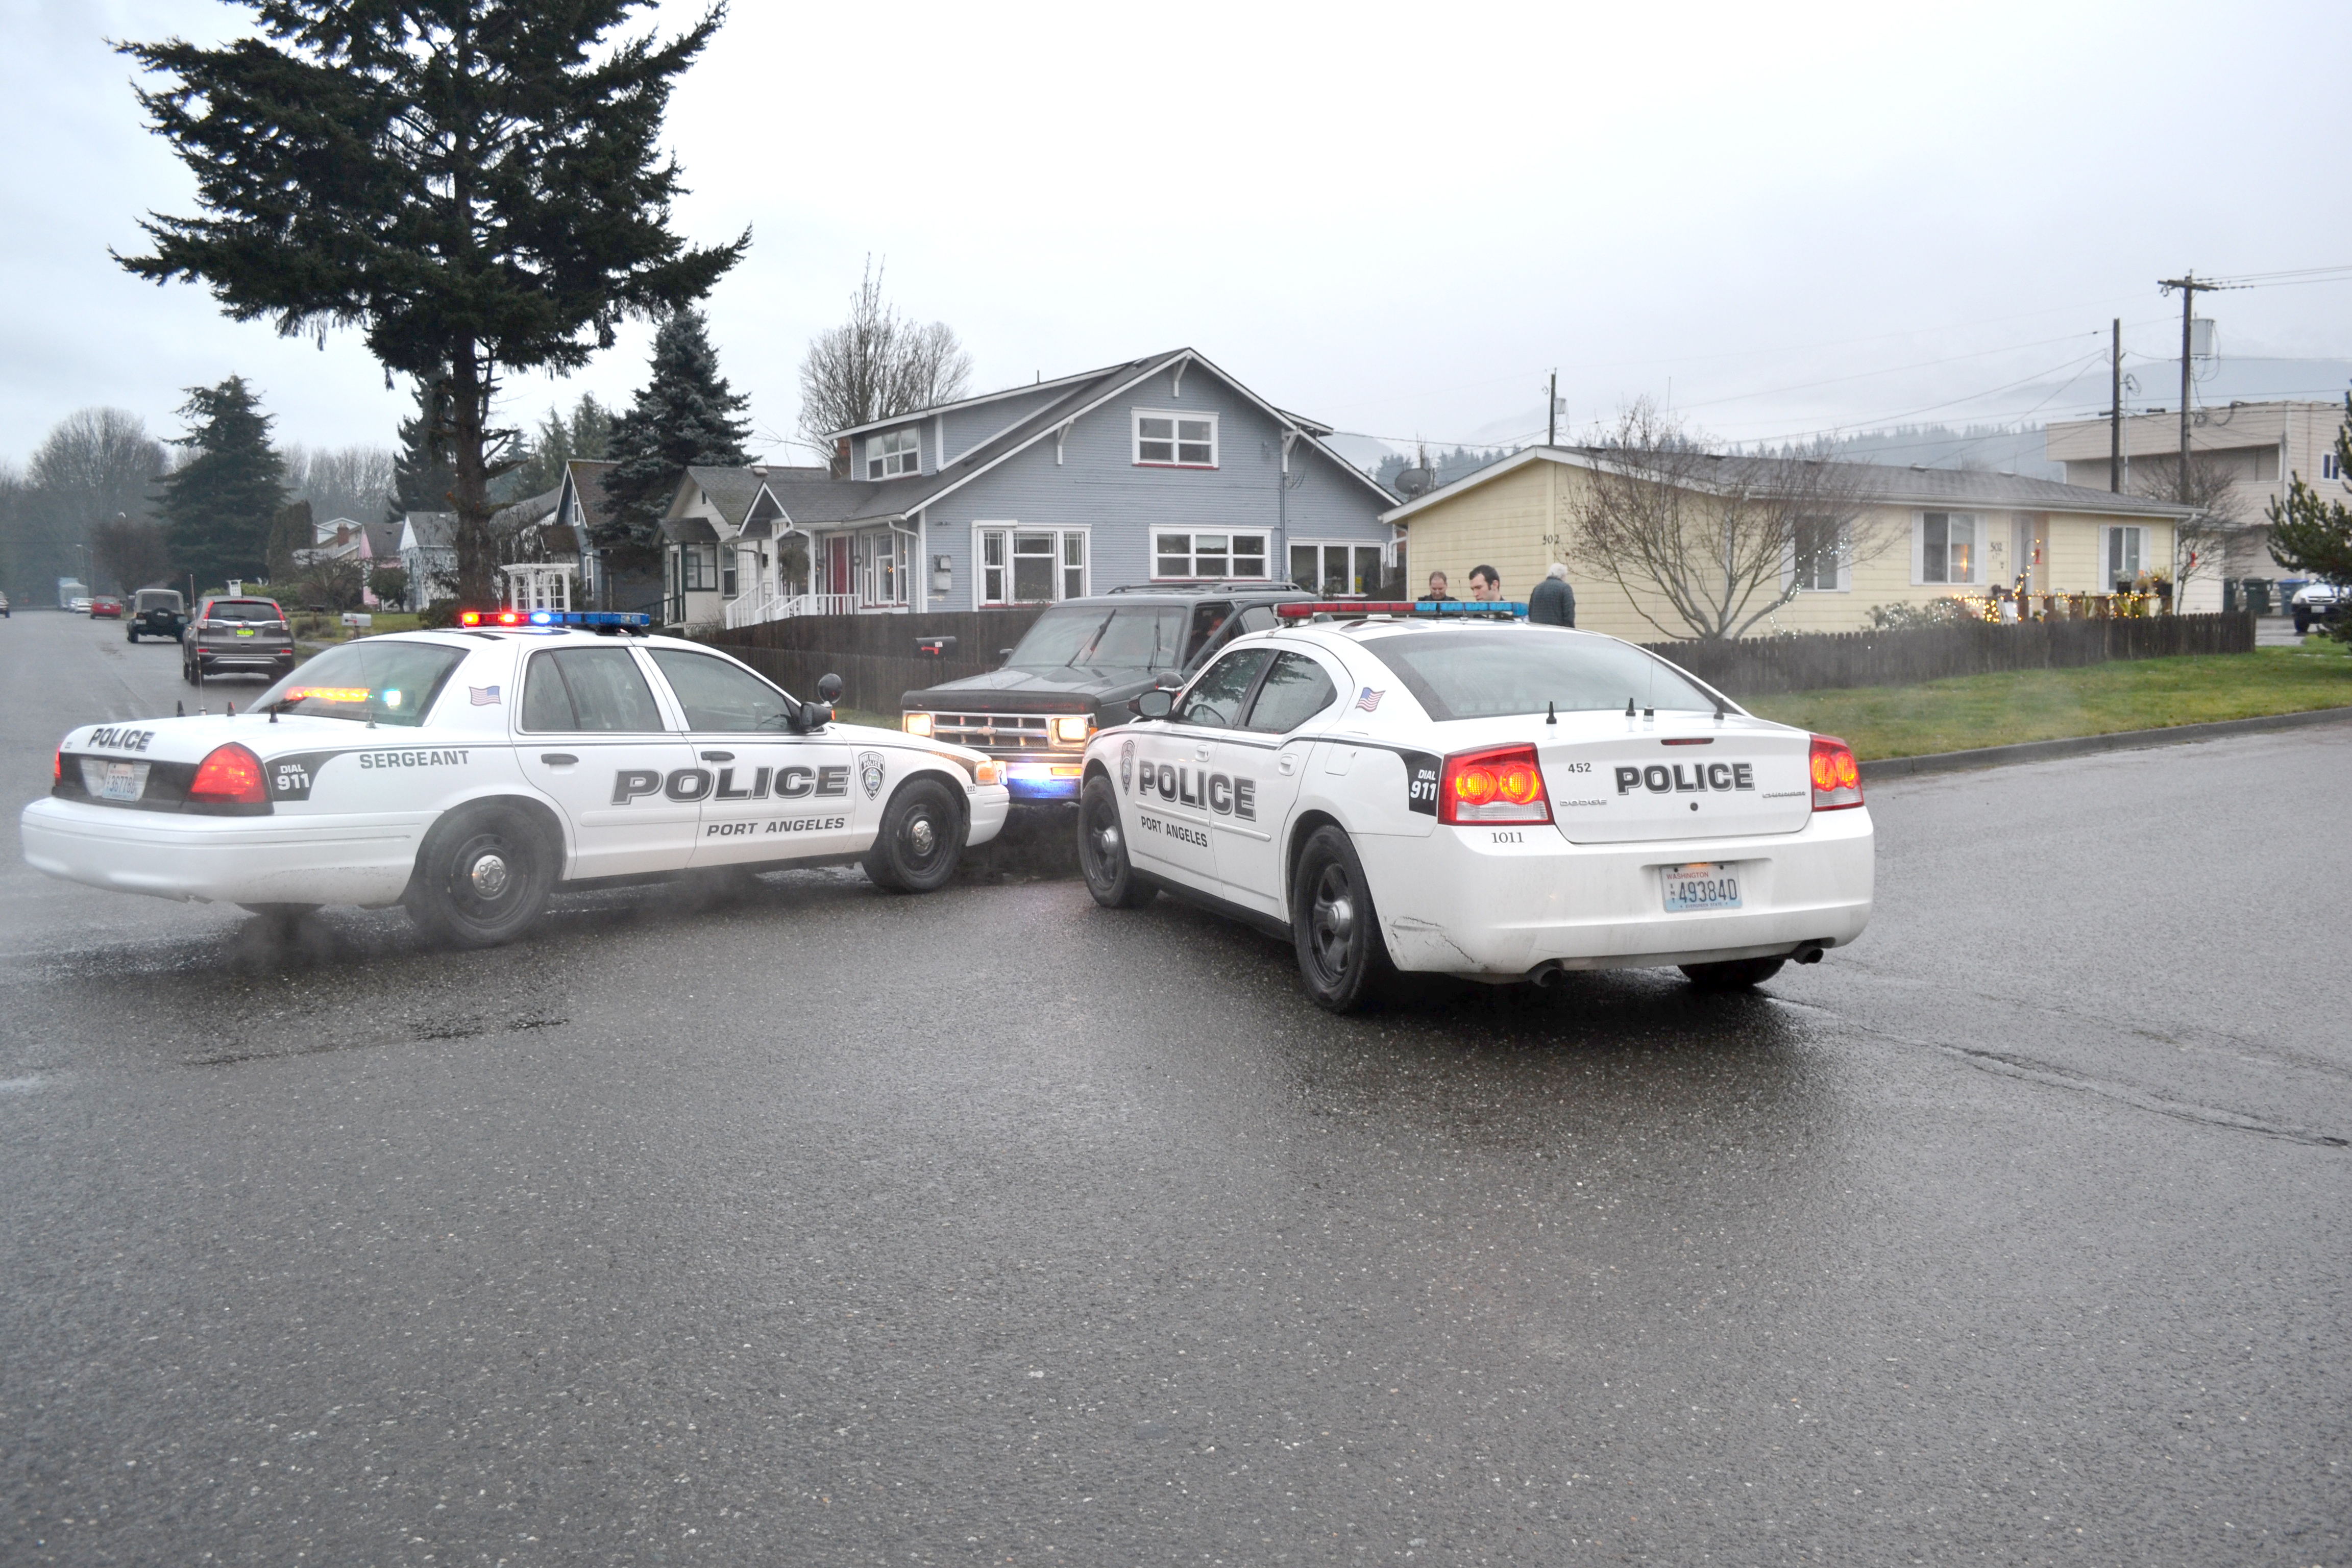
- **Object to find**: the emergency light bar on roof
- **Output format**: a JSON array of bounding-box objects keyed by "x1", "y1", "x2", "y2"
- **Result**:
[
  {"x1": 458, "y1": 608, "x2": 651, "y2": 631},
  {"x1": 1273, "y1": 600, "x2": 1529, "y2": 620}
]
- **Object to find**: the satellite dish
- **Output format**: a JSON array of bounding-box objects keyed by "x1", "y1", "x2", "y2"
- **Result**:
[{"x1": 1394, "y1": 467, "x2": 1435, "y2": 498}]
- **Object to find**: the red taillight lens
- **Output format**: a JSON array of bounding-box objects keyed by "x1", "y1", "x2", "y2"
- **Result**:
[
  {"x1": 188, "y1": 743, "x2": 268, "y2": 806},
  {"x1": 1439, "y1": 744, "x2": 1552, "y2": 825},
  {"x1": 54, "y1": 748, "x2": 63, "y2": 787},
  {"x1": 1809, "y1": 734, "x2": 1863, "y2": 811}
]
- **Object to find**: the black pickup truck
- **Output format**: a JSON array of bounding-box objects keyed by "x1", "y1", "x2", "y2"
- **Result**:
[{"x1": 898, "y1": 582, "x2": 1310, "y2": 807}]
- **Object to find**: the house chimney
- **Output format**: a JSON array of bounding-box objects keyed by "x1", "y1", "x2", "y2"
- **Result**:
[{"x1": 832, "y1": 437, "x2": 851, "y2": 479}]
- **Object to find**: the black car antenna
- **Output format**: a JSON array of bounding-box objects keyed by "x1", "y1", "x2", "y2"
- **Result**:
[{"x1": 1547, "y1": 700, "x2": 1557, "y2": 726}]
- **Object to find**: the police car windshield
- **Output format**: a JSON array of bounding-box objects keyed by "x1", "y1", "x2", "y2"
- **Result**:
[
  {"x1": 1005, "y1": 605, "x2": 1188, "y2": 674},
  {"x1": 256, "y1": 641, "x2": 467, "y2": 726},
  {"x1": 207, "y1": 600, "x2": 281, "y2": 622},
  {"x1": 1360, "y1": 629, "x2": 1722, "y2": 720}
]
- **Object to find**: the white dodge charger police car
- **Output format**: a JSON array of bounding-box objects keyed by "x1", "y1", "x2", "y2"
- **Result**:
[
  {"x1": 21, "y1": 611, "x2": 1010, "y2": 946},
  {"x1": 1074, "y1": 602, "x2": 1872, "y2": 1009}
]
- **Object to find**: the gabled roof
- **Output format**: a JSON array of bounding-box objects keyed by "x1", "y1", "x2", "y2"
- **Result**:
[
  {"x1": 1380, "y1": 445, "x2": 2200, "y2": 525},
  {"x1": 555, "y1": 460, "x2": 621, "y2": 538},
  {"x1": 824, "y1": 363, "x2": 1139, "y2": 441},
  {"x1": 360, "y1": 519, "x2": 403, "y2": 559},
  {"x1": 400, "y1": 511, "x2": 456, "y2": 551}
]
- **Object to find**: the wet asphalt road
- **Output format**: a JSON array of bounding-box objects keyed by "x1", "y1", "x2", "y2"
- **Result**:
[{"x1": 3, "y1": 608, "x2": 2349, "y2": 1567}]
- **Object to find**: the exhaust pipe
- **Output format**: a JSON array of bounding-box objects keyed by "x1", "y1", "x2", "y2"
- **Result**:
[
  {"x1": 1528, "y1": 961, "x2": 1564, "y2": 988},
  {"x1": 1793, "y1": 943, "x2": 1827, "y2": 965}
]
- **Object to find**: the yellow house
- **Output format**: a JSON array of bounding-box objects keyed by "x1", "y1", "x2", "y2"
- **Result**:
[{"x1": 1381, "y1": 448, "x2": 2198, "y2": 641}]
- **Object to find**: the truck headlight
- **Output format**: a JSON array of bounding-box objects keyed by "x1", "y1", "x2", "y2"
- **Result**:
[
  {"x1": 902, "y1": 712, "x2": 934, "y2": 738},
  {"x1": 1050, "y1": 715, "x2": 1093, "y2": 745}
]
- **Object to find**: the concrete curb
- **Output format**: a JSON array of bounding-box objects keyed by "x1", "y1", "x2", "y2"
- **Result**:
[{"x1": 1859, "y1": 705, "x2": 2352, "y2": 781}]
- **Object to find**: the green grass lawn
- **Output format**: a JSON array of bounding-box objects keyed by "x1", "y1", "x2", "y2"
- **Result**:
[{"x1": 1746, "y1": 641, "x2": 2352, "y2": 760}]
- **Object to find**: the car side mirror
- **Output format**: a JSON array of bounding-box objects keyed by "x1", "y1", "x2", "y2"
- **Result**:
[
  {"x1": 1154, "y1": 671, "x2": 1184, "y2": 690},
  {"x1": 801, "y1": 699, "x2": 834, "y2": 729},
  {"x1": 997, "y1": 647, "x2": 1014, "y2": 665},
  {"x1": 817, "y1": 673, "x2": 844, "y2": 702},
  {"x1": 1131, "y1": 689, "x2": 1173, "y2": 720}
]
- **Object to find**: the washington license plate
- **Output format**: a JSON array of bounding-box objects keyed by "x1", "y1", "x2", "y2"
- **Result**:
[
  {"x1": 1662, "y1": 862, "x2": 1741, "y2": 913},
  {"x1": 82, "y1": 760, "x2": 150, "y2": 802}
]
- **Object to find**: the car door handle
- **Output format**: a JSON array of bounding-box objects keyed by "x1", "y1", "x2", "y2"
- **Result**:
[
  {"x1": 700, "y1": 750, "x2": 735, "y2": 762},
  {"x1": 1193, "y1": 745, "x2": 1211, "y2": 760},
  {"x1": 1278, "y1": 754, "x2": 1298, "y2": 776},
  {"x1": 540, "y1": 753, "x2": 579, "y2": 766}
]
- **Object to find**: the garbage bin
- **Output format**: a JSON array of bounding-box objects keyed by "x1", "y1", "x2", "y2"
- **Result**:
[
  {"x1": 2243, "y1": 577, "x2": 2274, "y2": 616},
  {"x1": 2222, "y1": 579, "x2": 2241, "y2": 614}
]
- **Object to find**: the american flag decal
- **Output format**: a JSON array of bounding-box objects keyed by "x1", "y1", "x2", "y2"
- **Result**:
[
  {"x1": 1355, "y1": 687, "x2": 1383, "y2": 713},
  {"x1": 469, "y1": 685, "x2": 501, "y2": 706}
]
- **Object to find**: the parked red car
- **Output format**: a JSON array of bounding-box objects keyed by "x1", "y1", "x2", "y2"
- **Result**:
[{"x1": 88, "y1": 596, "x2": 124, "y2": 619}]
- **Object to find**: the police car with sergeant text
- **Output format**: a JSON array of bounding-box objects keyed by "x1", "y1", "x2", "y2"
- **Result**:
[
  {"x1": 1074, "y1": 600, "x2": 1873, "y2": 1010},
  {"x1": 21, "y1": 609, "x2": 1010, "y2": 946}
]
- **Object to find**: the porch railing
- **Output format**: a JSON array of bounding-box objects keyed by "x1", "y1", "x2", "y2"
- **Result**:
[{"x1": 723, "y1": 590, "x2": 859, "y2": 629}]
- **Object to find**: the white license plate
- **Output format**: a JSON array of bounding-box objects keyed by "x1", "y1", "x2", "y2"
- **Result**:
[
  {"x1": 82, "y1": 760, "x2": 151, "y2": 803},
  {"x1": 1662, "y1": 862, "x2": 1742, "y2": 913}
]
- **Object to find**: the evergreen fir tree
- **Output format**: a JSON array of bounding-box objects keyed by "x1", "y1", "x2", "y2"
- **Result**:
[
  {"x1": 264, "y1": 499, "x2": 313, "y2": 583},
  {"x1": 159, "y1": 376, "x2": 285, "y2": 589},
  {"x1": 386, "y1": 377, "x2": 457, "y2": 523},
  {"x1": 517, "y1": 394, "x2": 616, "y2": 494},
  {"x1": 599, "y1": 309, "x2": 751, "y2": 562}
]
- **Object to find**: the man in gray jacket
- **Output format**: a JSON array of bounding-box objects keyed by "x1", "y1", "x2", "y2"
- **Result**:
[{"x1": 1528, "y1": 561, "x2": 1576, "y2": 626}]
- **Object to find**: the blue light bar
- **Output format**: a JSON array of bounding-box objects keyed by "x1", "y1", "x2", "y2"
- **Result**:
[{"x1": 1414, "y1": 600, "x2": 1528, "y2": 616}]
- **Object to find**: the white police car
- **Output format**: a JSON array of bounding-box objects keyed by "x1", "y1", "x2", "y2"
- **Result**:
[
  {"x1": 21, "y1": 611, "x2": 1010, "y2": 946},
  {"x1": 1073, "y1": 602, "x2": 1873, "y2": 1009}
]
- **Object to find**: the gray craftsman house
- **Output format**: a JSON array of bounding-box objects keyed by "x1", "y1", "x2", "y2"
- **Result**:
[{"x1": 657, "y1": 348, "x2": 1398, "y2": 629}]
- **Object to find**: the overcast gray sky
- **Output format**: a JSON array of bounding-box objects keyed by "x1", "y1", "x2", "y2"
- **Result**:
[{"x1": 5, "y1": 0, "x2": 2350, "y2": 471}]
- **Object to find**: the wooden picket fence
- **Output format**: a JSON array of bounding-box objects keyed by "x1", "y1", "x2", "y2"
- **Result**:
[
  {"x1": 699, "y1": 607, "x2": 2259, "y2": 712},
  {"x1": 1641, "y1": 612, "x2": 2256, "y2": 698}
]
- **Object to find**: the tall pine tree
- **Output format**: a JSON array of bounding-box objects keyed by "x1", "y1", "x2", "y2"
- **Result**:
[
  {"x1": 599, "y1": 308, "x2": 750, "y2": 563},
  {"x1": 385, "y1": 377, "x2": 458, "y2": 523},
  {"x1": 118, "y1": 2, "x2": 746, "y2": 606},
  {"x1": 160, "y1": 377, "x2": 285, "y2": 589}
]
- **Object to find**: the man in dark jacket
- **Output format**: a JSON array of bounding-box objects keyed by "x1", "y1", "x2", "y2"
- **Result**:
[{"x1": 1528, "y1": 561, "x2": 1576, "y2": 626}]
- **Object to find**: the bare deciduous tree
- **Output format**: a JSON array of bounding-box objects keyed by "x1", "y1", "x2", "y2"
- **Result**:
[
  {"x1": 284, "y1": 445, "x2": 396, "y2": 530},
  {"x1": 1567, "y1": 401, "x2": 1891, "y2": 641},
  {"x1": 797, "y1": 259, "x2": 973, "y2": 470},
  {"x1": 2133, "y1": 450, "x2": 2245, "y2": 603},
  {"x1": 91, "y1": 516, "x2": 175, "y2": 593}
]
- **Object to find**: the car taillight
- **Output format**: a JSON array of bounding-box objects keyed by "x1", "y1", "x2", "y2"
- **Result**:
[
  {"x1": 1809, "y1": 734, "x2": 1863, "y2": 810},
  {"x1": 54, "y1": 748, "x2": 63, "y2": 787},
  {"x1": 188, "y1": 743, "x2": 268, "y2": 805},
  {"x1": 1439, "y1": 744, "x2": 1551, "y2": 825}
]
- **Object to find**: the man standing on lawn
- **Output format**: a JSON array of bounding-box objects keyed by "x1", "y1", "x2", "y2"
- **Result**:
[{"x1": 1529, "y1": 561, "x2": 1576, "y2": 627}]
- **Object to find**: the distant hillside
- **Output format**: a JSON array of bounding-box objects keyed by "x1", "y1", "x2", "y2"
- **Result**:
[{"x1": 1745, "y1": 424, "x2": 2064, "y2": 479}]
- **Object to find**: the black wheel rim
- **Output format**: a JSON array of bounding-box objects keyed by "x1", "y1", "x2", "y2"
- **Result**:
[
  {"x1": 446, "y1": 829, "x2": 528, "y2": 927},
  {"x1": 1306, "y1": 861, "x2": 1356, "y2": 984},
  {"x1": 1081, "y1": 793, "x2": 1122, "y2": 889},
  {"x1": 898, "y1": 802, "x2": 949, "y2": 876}
]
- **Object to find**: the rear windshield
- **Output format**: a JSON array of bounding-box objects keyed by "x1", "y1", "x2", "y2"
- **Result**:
[
  {"x1": 256, "y1": 641, "x2": 466, "y2": 727},
  {"x1": 1006, "y1": 605, "x2": 1190, "y2": 675},
  {"x1": 207, "y1": 599, "x2": 282, "y2": 623},
  {"x1": 1358, "y1": 628, "x2": 1724, "y2": 720},
  {"x1": 135, "y1": 591, "x2": 183, "y2": 611}
]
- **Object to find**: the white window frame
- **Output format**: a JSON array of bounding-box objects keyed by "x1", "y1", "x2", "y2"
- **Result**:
[
  {"x1": 1287, "y1": 540, "x2": 1387, "y2": 596},
  {"x1": 852, "y1": 529, "x2": 910, "y2": 607},
  {"x1": 1132, "y1": 409, "x2": 1218, "y2": 469},
  {"x1": 972, "y1": 523, "x2": 1089, "y2": 607},
  {"x1": 866, "y1": 427, "x2": 920, "y2": 480},
  {"x1": 1912, "y1": 510, "x2": 1981, "y2": 587},
  {"x1": 680, "y1": 542, "x2": 718, "y2": 592},
  {"x1": 1154, "y1": 529, "x2": 1268, "y2": 582},
  {"x1": 1787, "y1": 518, "x2": 1852, "y2": 593},
  {"x1": 2104, "y1": 524, "x2": 2147, "y2": 590}
]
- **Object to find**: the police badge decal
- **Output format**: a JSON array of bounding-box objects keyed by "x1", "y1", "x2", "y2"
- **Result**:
[
  {"x1": 1119, "y1": 738, "x2": 1134, "y2": 794},
  {"x1": 857, "y1": 750, "x2": 886, "y2": 800}
]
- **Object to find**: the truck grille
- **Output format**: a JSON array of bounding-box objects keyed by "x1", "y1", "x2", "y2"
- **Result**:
[{"x1": 927, "y1": 712, "x2": 1069, "y2": 752}]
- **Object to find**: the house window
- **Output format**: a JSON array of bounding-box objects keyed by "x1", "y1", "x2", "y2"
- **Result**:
[
  {"x1": 1134, "y1": 410, "x2": 1217, "y2": 468},
  {"x1": 721, "y1": 548, "x2": 739, "y2": 598},
  {"x1": 680, "y1": 543, "x2": 717, "y2": 591},
  {"x1": 2106, "y1": 525, "x2": 2146, "y2": 589},
  {"x1": 1792, "y1": 518, "x2": 1848, "y2": 592},
  {"x1": 1155, "y1": 530, "x2": 1266, "y2": 581},
  {"x1": 867, "y1": 428, "x2": 919, "y2": 479},
  {"x1": 1288, "y1": 542, "x2": 1385, "y2": 596},
  {"x1": 853, "y1": 531, "x2": 909, "y2": 606},
  {"x1": 2324, "y1": 452, "x2": 2340, "y2": 481},
  {"x1": 975, "y1": 526, "x2": 1088, "y2": 605},
  {"x1": 1918, "y1": 511, "x2": 1978, "y2": 585}
]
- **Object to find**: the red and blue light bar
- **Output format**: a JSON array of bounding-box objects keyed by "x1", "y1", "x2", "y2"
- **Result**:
[
  {"x1": 458, "y1": 608, "x2": 652, "y2": 630},
  {"x1": 1274, "y1": 600, "x2": 1530, "y2": 619}
]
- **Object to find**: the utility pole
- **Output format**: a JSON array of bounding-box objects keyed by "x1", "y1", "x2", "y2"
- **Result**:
[
  {"x1": 2109, "y1": 318, "x2": 2122, "y2": 492},
  {"x1": 2156, "y1": 272, "x2": 2222, "y2": 501},
  {"x1": 1547, "y1": 369, "x2": 1558, "y2": 447}
]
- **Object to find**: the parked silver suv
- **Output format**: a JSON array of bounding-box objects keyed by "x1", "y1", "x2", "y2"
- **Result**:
[{"x1": 2291, "y1": 581, "x2": 2343, "y2": 635}]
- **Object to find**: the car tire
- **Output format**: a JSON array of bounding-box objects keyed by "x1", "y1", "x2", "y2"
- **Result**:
[
  {"x1": 2294, "y1": 615, "x2": 2311, "y2": 634},
  {"x1": 862, "y1": 777, "x2": 965, "y2": 893},
  {"x1": 402, "y1": 804, "x2": 555, "y2": 949},
  {"x1": 1076, "y1": 774, "x2": 1156, "y2": 910},
  {"x1": 127, "y1": 630, "x2": 138, "y2": 643},
  {"x1": 1291, "y1": 825, "x2": 1388, "y2": 1013},
  {"x1": 1679, "y1": 956, "x2": 1786, "y2": 991}
]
